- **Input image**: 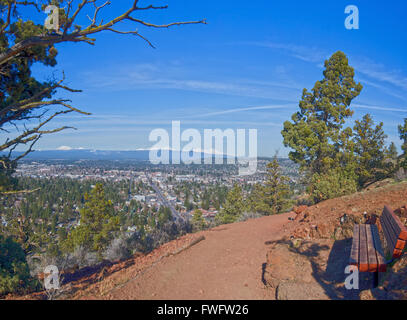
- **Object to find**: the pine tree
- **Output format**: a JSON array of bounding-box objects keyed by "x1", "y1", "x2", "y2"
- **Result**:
[
  {"x1": 249, "y1": 157, "x2": 291, "y2": 215},
  {"x1": 0, "y1": 235, "x2": 37, "y2": 296},
  {"x1": 191, "y1": 209, "x2": 207, "y2": 231},
  {"x1": 216, "y1": 184, "x2": 246, "y2": 224},
  {"x1": 398, "y1": 119, "x2": 407, "y2": 168},
  {"x1": 281, "y1": 51, "x2": 362, "y2": 176},
  {"x1": 386, "y1": 142, "x2": 398, "y2": 161},
  {"x1": 384, "y1": 141, "x2": 399, "y2": 177},
  {"x1": 353, "y1": 114, "x2": 387, "y2": 187},
  {"x1": 0, "y1": 157, "x2": 17, "y2": 194},
  {"x1": 64, "y1": 183, "x2": 120, "y2": 260}
]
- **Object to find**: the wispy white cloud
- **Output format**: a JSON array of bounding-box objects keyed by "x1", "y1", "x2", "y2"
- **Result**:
[
  {"x1": 353, "y1": 103, "x2": 407, "y2": 113},
  {"x1": 55, "y1": 117, "x2": 284, "y2": 130},
  {"x1": 352, "y1": 58, "x2": 407, "y2": 91},
  {"x1": 238, "y1": 41, "x2": 407, "y2": 105},
  {"x1": 190, "y1": 104, "x2": 296, "y2": 118},
  {"x1": 233, "y1": 41, "x2": 327, "y2": 63},
  {"x1": 81, "y1": 63, "x2": 300, "y2": 101},
  {"x1": 357, "y1": 77, "x2": 407, "y2": 103}
]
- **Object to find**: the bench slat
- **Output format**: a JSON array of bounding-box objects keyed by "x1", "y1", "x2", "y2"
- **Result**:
[
  {"x1": 382, "y1": 211, "x2": 406, "y2": 250},
  {"x1": 366, "y1": 224, "x2": 378, "y2": 272},
  {"x1": 383, "y1": 209, "x2": 406, "y2": 250},
  {"x1": 350, "y1": 225, "x2": 360, "y2": 267},
  {"x1": 371, "y1": 224, "x2": 387, "y2": 272},
  {"x1": 380, "y1": 211, "x2": 404, "y2": 258},
  {"x1": 359, "y1": 224, "x2": 369, "y2": 272},
  {"x1": 383, "y1": 205, "x2": 407, "y2": 241},
  {"x1": 381, "y1": 212, "x2": 396, "y2": 251}
]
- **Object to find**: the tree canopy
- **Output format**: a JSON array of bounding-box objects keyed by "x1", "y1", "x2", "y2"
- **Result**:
[
  {"x1": 63, "y1": 183, "x2": 120, "y2": 259},
  {"x1": 0, "y1": 234, "x2": 37, "y2": 296},
  {"x1": 353, "y1": 114, "x2": 387, "y2": 186},
  {"x1": 281, "y1": 51, "x2": 401, "y2": 202},
  {"x1": 216, "y1": 184, "x2": 246, "y2": 224},
  {"x1": 282, "y1": 51, "x2": 363, "y2": 176},
  {"x1": 249, "y1": 156, "x2": 291, "y2": 215}
]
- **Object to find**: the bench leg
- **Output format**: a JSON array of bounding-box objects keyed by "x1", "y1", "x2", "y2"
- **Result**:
[{"x1": 373, "y1": 272, "x2": 379, "y2": 288}]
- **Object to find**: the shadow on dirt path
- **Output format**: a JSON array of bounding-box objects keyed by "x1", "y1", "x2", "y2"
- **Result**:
[{"x1": 263, "y1": 237, "x2": 379, "y2": 299}]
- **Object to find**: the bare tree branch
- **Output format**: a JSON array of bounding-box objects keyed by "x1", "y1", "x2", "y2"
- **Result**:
[
  {"x1": 0, "y1": 2, "x2": 13, "y2": 34},
  {"x1": 0, "y1": 1, "x2": 206, "y2": 65}
]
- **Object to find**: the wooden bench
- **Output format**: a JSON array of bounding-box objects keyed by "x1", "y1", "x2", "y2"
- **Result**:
[{"x1": 349, "y1": 205, "x2": 407, "y2": 286}]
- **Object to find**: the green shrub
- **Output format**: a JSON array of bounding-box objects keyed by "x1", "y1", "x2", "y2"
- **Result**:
[
  {"x1": 309, "y1": 169, "x2": 358, "y2": 203},
  {"x1": 0, "y1": 235, "x2": 37, "y2": 296}
]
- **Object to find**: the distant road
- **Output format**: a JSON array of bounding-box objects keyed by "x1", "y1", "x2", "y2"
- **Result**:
[{"x1": 146, "y1": 174, "x2": 188, "y2": 222}]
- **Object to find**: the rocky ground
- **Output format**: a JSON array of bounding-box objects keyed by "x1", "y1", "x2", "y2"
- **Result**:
[
  {"x1": 264, "y1": 180, "x2": 407, "y2": 299},
  {"x1": 10, "y1": 180, "x2": 407, "y2": 300}
]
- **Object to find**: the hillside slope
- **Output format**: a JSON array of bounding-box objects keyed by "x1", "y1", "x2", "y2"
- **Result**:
[{"x1": 16, "y1": 180, "x2": 407, "y2": 300}]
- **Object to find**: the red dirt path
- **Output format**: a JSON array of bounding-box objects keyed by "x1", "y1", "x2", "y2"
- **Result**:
[{"x1": 79, "y1": 211, "x2": 296, "y2": 300}]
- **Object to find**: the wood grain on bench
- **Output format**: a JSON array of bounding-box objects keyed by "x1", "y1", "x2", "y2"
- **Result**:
[
  {"x1": 371, "y1": 224, "x2": 387, "y2": 272},
  {"x1": 383, "y1": 205, "x2": 407, "y2": 240},
  {"x1": 359, "y1": 224, "x2": 369, "y2": 272},
  {"x1": 349, "y1": 224, "x2": 386, "y2": 273},
  {"x1": 380, "y1": 206, "x2": 407, "y2": 259},
  {"x1": 350, "y1": 225, "x2": 359, "y2": 267},
  {"x1": 366, "y1": 224, "x2": 378, "y2": 272}
]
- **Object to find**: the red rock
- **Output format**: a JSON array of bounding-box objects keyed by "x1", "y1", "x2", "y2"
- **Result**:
[{"x1": 293, "y1": 205, "x2": 308, "y2": 215}]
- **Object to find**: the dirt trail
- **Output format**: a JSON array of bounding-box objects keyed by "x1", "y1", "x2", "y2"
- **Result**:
[{"x1": 97, "y1": 212, "x2": 295, "y2": 300}]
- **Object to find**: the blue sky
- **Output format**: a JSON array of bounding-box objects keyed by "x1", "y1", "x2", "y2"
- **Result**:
[{"x1": 22, "y1": 0, "x2": 407, "y2": 156}]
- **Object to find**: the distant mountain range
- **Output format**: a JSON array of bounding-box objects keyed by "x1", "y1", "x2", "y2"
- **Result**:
[
  {"x1": 2, "y1": 149, "x2": 248, "y2": 161},
  {"x1": 17, "y1": 149, "x2": 152, "y2": 161}
]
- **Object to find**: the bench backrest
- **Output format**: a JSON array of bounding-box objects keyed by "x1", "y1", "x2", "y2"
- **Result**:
[{"x1": 380, "y1": 205, "x2": 407, "y2": 259}]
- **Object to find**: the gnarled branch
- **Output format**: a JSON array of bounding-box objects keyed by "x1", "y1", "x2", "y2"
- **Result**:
[{"x1": 0, "y1": 1, "x2": 206, "y2": 65}]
